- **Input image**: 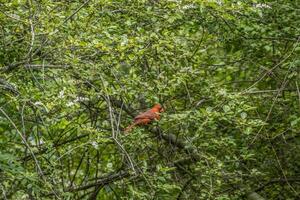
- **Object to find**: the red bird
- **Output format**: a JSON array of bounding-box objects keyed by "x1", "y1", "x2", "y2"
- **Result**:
[{"x1": 124, "y1": 104, "x2": 164, "y2": 133}]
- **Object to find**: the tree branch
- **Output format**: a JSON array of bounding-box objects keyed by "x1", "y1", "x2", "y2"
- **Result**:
[{"x1": 66, "y1": 170, "x2": 130, "y2": 192}]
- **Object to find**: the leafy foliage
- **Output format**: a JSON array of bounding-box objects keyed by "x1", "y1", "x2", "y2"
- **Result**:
[{"x1": 0, "y1": 0, "x2": 299, "y2": 199}]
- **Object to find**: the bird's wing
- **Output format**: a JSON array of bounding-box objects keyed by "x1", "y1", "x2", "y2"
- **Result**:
[{"x1": 134, "y1": 110, "x2": 157, "y2": 120}]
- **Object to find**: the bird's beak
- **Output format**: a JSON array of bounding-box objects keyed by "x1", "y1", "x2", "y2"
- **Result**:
[{"x1": 160, "y1": 108, "x2": 165, "y2": 113}]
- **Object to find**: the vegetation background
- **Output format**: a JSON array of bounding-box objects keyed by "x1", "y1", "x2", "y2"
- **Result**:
[{"x1": 0, "y1": 0, "x2": 299, "y2": 199}]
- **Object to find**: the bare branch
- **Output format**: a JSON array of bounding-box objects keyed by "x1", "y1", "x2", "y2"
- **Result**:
[{"x1": 67, "y1": 170, "x2": 130, "y2": 192}]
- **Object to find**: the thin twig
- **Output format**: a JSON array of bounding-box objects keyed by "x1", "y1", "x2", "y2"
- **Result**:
[
  {"x1": 240, "y1": 88, "x2": 299, "y2": 94},
  {"x1": 296, "y1": 81, "x2": 300, "y2": 109},
  {"x1": 0, "y1": 107, "x2": 60, "y2": 198},
  {"x1": 249, "y1": 63, "x2": 293, "y2": 145},
  {"x1": 62, "y1": 0, "x2": 92, "y2": 24},
  {"x1": 244, "y1": 36, "x2": 300, "y2": 92},
  {"x1": 99, "y1": 75, "x2": 137, "y2": 174},
  {"x1": 27, "y1": 18, "x2": 35, "y2": 59}
]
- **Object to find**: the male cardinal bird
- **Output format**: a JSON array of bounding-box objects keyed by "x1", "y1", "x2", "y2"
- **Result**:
[{"x1": 124, "y1": 104, "x2": 164, "y2": 133}]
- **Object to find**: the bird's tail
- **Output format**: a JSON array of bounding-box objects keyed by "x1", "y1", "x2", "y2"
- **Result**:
[{"x1": 124, "y1": 123, "x2": 136, "y2": 133}]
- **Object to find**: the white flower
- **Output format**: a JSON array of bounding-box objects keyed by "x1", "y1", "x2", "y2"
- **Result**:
[
  {"x1": 34, "y1": 101, "x2": 43, "y2": 106},
  {"x1": 120, "y1": 35, "x2": 128, "y2": 46},
  {"x1": 74, "y1": 97, "x2": 89, "y2": 102},
  {"x1": 33, "y1": 101, "x2": 49, "y2": 112},
  {"x1": 254, "y1": 3, "x2": 271, "y2": 9},
  {"x1": 182, "y1": 4, "x2": 197, "y2": 10},
  {"x1": 66, "y1": 101, "x2": 75, "y2": 107},
  {"x1": 91, "y1": 141, "x2": 98, "y2": 149},
  {"x1": 66, "y1": 96, "x2": 88, "y2": 107},
  {"x1": 58, "y1": 90, "x2": 64, "y2": 98},
  {"x1": 107, "y1": 163, "x2": 113, "y2": 168}
]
